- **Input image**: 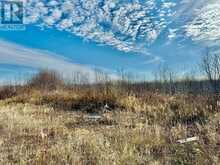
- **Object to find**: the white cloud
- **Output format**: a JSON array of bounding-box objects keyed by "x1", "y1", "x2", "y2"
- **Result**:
[
  {"x1": 19, "y1": 0, "x2": 220, "y2": 51},
  {"x1": 185, "y1": 0, "x2": 220, "y2": 42},
  {"x1": 168, "y1": 28, "x2": 177, "y2": 40},
  {"x1": 0, "y1": 40, "x2": 118, "y2": 82},
  {"x1": 23, "y1": 0, "x2": 177, "y2": 53}
]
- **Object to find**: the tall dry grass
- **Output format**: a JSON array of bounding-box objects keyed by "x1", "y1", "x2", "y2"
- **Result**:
[{"x1": 0, "y1": 70, "x2": 219, "y2": 164}]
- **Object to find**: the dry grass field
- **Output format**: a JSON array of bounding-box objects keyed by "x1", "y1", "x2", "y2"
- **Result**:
[{"x1": 0, "y1": 71, "x2": 219, "y2": 165}]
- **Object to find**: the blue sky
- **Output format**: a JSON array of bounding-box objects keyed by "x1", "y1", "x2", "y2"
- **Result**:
[{"x1": 0, "y1": 0, "x2": 219, "y2": 83}]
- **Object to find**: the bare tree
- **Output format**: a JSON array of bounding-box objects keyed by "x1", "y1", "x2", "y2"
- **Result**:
[
  {"x1": 157, "y1": 64, "x2": 176, "y2": 94},
  {"x1": 201, "y1": 48, "x2": 220, "y2": 94},
  {"x1": 94, "y1": 68, "x2": 110, "y2": 83}
]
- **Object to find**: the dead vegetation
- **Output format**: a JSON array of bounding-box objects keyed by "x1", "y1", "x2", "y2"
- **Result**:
[{"x1": 0, "y1": 70, "x2": 219, "y2": 164}]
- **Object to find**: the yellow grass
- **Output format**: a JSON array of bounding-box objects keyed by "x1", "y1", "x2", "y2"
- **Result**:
[{"x1": 0, "y1": 89, "x2": 219, "y2": 164}]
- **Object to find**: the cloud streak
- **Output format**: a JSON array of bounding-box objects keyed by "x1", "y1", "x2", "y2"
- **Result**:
[
  {"x1": 0, "y1": 40, "x2": 118, "y2": 81},
  {"x1": 1, "y1": 0, "x2": 219, "y2": 79}
]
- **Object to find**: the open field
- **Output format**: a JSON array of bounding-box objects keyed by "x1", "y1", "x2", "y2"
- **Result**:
[
  {"x1": 0, "y1": 82, "x2": 219, "y2": 165},
  {"x1": 1, "y1": 0, "x2": 220, "y2": 164}
]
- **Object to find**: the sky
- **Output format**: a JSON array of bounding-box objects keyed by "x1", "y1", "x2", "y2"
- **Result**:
[{"x1": 0, "y1": 0, "x2": 220, "y2": 83}]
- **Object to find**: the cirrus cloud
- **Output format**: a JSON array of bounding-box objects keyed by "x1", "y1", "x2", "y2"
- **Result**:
[{"x1": 0, "y1": 40, "x2": 119, "y2": 82}]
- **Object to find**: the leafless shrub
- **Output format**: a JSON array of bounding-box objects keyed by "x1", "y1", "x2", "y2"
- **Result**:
[
  {"x1": 0, "y1": 85, "x2": 18, "y2": 100},
  {"x1": 27, "y1": 70, "x2": 64, "y2": 90}
]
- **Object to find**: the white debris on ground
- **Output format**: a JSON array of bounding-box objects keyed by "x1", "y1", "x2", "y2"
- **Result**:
[
  {"x1": 177, "y1": 136, "x2": 199, "y2": 144},
  {"x1": 104, "y1": 104, "x2": 110, "y2": 110},
  {"x1": 84, "y1": 114, "x2": 102, "y2": 121}
]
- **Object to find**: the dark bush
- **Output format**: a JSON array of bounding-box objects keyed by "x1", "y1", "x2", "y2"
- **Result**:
[
  {"x1": 0, "y1": 86, "x2": 17, "y2": 100},
  {"x1": 28, "y1": 70, "x2": 64, "y2": 90}
]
